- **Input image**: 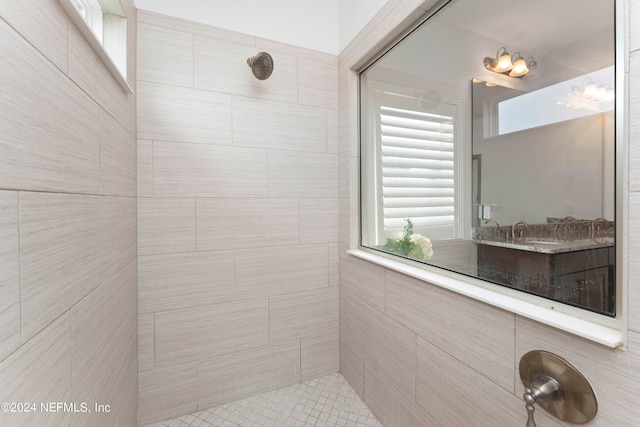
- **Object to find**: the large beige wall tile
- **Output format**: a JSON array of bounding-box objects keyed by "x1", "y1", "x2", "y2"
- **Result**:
[
  {"x1": 236, "y1": 244, "x2": 329, "y2": 298},
  {"x1": 0, "y1": 21, "x2": 100, "y2": 194},
  {"x1": 339, "y1": 339, "x2": 364, "y2": 398},
  {"x1": 139, "y1": 251, "x2": 235, "y2": 313},
  {"x1": 0, "y1": 191, "x2": 19, "y2": 362},
  {"x1": 386, "y1": 270, "x2": 516, "y2": 391},
  {"x1": 301, "y1": 332, "x2": 339, "y2": 382},
  {"x1": 0, "y1": 0, "x2": 68, "y2": 72},
  {"x1": 194, "y1": 36, "x2": 297, "y2": 103},
  {"x1": 416, "y1": 336, "x2": 523, "y2": 427},
  {"x1": 70, "y1": 261, "x2": 137, "y2": 406},
  {"x1": 68, "y1": 25, "x2": 135, "y2": 133},
  {"x1": 363, "y1": 360, "x2": 416, "y2": 427},
  {"x1": 268, "y1": 151, "x2": 338, "y2": 198},
  {"x1": 270, "y1": 287, "x2": 338, "y2": 342},
  {"x1": 154, "y1": 142, "x2": 267, "y2": 197},
  {"x1": 329, "y1": 243, "x2": 339, "y2": 287},
  {"x1": 196, "y1": 198, "x2": 298, "y2": 251},
  {"x1": 138, "y1": 198, "x2": 195, "y2": 255},
  {"x1": 516, "y1": 317, "x2": 640, "y2": 427},
  {"x1": 232, "y1": 96, "x2": 326, "y2": 152},
  {"x1": 138, "y1": 10, "x2": 255, "y2": 45},
  {"x1": 396, "y1": 397, "x2": 441, "y2": 427},
  {"x1": 0, "y1": 314, "x2": 72, "y2": 427},
  {"x1": 138, "y1": 23, "x2": 193, "y2": 86},
  {"x1": 299, "y1": 56, "x2": 338, "y2": 109},
  {"x1": 138, "y1": 82, "x2": 232, "y2": 144},
  {"x1": 138, "y1": 314, "x2": 155, "y2": 373},
  {"x1": 340, "y1": 254, "x2": 386, "y2": 312},
  {"x1": 327, "y1": 109, "x2": 339, "y2": 154},
  {"x1": 300, "y1": 199, "x2": 339, "y2": 243},
  {"x1": 20, "y1": 193, "x2": 119, "y2": 341},
  {"x1": 138, "y1": 140, "x2": 153, "y2": 197},
  {"x1": 342, "y1": 294, "x2": 415, "y2": 396},
  {"x1": 198, "y1": 341, "x2": 300, "y2": 409},
  {"x1": 118, "y1": 197, "x2": 137, "y2": 267},
  {"x1": 138, "y1": 362, "x2": 198, "y2": 425},
  {"x1": 100, "y1": 111, "x2": 136, "y2": 197},
  {"x1": 72, "y1": 326, "x2": 137, "y2": 427},
  {"x1": 155, "y1": 298, "x2": 269, "y2": 366}
]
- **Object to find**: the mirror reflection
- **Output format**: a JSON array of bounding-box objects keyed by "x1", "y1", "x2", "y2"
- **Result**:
[{"x1": 359, "y1": 0, "x2": 616, "y2": 315}]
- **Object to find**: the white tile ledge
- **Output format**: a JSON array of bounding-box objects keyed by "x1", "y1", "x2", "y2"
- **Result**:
[{"x1": 347, "y1": 249, "x2": 624, "y2": 349}]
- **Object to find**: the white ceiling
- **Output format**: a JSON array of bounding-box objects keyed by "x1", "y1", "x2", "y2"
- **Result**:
[{"x1": 439, "y1": 0, "x2": 613, "y2": 55}]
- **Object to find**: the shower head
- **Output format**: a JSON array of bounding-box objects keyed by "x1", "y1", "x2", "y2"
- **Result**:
[{"x1": 247, "y1": 52, "x2": 274, "y2": 80}]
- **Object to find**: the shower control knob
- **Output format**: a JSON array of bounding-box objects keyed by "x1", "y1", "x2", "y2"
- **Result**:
[
  {"x1": 521, "y1": 375, "x2": 562, "y2": 427},
  {"x1": 523, "y1": 388, "x2": 537, "y2": 427},
  {"x1": 519, "y1": 351, "x2": 597, "y2": 426}
]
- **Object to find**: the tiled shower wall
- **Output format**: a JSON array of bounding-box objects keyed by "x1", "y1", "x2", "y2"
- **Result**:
[
  {"x1": 0, "y1": 1, "x2": 138, "y2": 426},
  {"x1": 136, "y1": 11, "x2": 339, "y2": 425},
  {"x1": 338, "y1": 1, "x2": 640, "y2": 426}
]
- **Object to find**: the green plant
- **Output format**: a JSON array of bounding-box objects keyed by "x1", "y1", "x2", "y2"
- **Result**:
[{"x1": 382, "y1": 219, "x2": 433, "y2": 261}]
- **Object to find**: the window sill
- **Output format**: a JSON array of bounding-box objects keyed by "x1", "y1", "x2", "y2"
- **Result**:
[
  {"x1": 59, "y1": 0, "x2": 133, "y2": 94},
  {"x1": 347, "y1": 248, "x2": 624, "y2": 349}
]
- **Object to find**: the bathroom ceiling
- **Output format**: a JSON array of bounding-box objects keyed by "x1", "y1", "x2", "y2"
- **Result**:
[{"x1": 439, "y1": 0, "x2": 613, "y2": 55}]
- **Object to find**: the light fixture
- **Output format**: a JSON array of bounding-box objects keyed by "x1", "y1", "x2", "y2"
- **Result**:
[
  {"x1": 509, "y1": 53, "x2": 532, "y2": 77},
  {"x1": 484, "y1": 48, "x2": 536, "y2": 78},
  {"x1": 571, "y1": 79, "x2": 614, "y2": 102},
  {"x1": 484, "y1": 47, "x2": 513, "y2": 73}
]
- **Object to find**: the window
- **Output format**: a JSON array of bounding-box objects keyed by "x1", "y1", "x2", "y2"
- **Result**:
[
  {"x1": 497, "y1": 67, "x2": 614, "y2": 136},
  {"x1": 358, "y1": 0, "x2": 619, "y2": 320},
  {"x1": 361, "y1": 83, "x2": 463, "y2": 260},
  {"x1": 377, "y1": 92, "x2": 457, "y2": 241},
  {"x1": 59, "y1": 0, "x2": 132, "y2": 94}
]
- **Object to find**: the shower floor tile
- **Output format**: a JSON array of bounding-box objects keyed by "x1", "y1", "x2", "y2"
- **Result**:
[{"x1": 142, "y1": 373, "x2": 382, "y2": 427}]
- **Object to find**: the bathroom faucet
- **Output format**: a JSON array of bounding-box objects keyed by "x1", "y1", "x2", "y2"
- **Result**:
[
  {"x1": 512, "y1": 221, "x2": 528, "y2": 241},
  {"x1": 591, "y1": 217, "x2": 607, "y2": 239},
  {"x1": 484, "y1": 219, "x2": 499, "y2": 227}
]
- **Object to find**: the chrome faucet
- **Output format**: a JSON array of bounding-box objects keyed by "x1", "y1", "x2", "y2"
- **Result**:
[
  {"x1": 484, "y1": 219, "x2": 499, "y2": 227},
  {"x1": 591, "y1": 217, "x2": 607, "y2": 239},
  {"x1": 512, "y1": 221, "x2": 528, "y2": 241}
]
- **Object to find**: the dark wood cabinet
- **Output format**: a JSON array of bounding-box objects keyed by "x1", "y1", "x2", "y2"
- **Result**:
[{"x1": 477, "y1": 244, "x2": 613, "y2": 314}]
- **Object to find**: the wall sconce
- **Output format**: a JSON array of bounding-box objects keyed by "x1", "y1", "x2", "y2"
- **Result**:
[{"x1": 484, "y1": 47, "x2": 536, "y2": 78}]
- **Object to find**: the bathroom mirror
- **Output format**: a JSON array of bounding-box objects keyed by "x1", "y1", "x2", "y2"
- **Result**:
[{"x1": 359, "y1": 0, "x2": 617, "y2": 315}]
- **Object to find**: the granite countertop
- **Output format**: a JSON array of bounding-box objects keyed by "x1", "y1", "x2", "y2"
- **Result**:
[{"x1": 473, "y1": 237, "x2": 614, "y2": 254}]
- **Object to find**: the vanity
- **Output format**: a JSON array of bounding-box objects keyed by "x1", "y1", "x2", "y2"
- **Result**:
[{"x1": 474, "y1": 223, "x2": 614, "y2": 314}]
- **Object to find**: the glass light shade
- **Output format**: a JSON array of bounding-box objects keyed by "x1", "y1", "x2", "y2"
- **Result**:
[
  {"x1": 509, "y1": 58, "x2": 529, "y2": 77},
  {"x1": 584, "y1": 83, "x2": 598, "y2": 97},
  {"x1": 495, "y1": 52, "x2": 513, "y2": 72}
]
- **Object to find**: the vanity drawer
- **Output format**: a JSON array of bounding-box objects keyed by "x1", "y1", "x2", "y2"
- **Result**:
[
  {"x1": 554, "y1": 267, "x2": 610, "y2": 312},
  {"x1": 552, "y1": 248, "x2": 609, "y2": 275}
]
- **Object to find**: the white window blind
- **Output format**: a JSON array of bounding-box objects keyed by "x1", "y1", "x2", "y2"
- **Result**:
[{"x1": 378, "y1": 99, "x2": 456, "y2": 239}]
